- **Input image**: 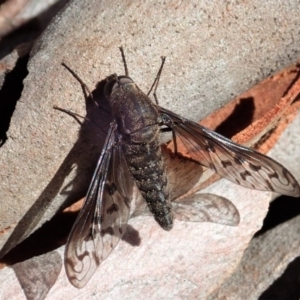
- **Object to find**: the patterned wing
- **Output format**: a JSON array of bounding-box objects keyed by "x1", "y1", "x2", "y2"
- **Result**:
[
  {"x1": 65, "y1": 121, "x2": 134, "y2": 288},
  {"x1": 158, "y1": 106, "x2": 300, "y2": 197},
  {"x1": 173, "y1": 193, "x2": 240, "y2": 226}
]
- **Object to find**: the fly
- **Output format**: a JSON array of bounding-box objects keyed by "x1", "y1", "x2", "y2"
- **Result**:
[{"x1": 61, "y1": 47, "x2": 300, "y2": 288}]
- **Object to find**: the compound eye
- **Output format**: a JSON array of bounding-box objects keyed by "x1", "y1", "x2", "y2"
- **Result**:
[
  {"x1": 111, "y1": 76, "x2": 133, "y2": 91},
  {"x1": 105, "y1": 76, "x2": 134, "y2": 97},
  {"x1": 112, "y1": 77, "x2": 134, "y2": 91},
  {"x1": 118, "y1": 77, "x2": 133, "y2": 85}
]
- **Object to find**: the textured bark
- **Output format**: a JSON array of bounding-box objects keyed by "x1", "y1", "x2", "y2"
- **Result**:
[{"x1": 0, "y1": 0, "x2": 300, "y2": 298}]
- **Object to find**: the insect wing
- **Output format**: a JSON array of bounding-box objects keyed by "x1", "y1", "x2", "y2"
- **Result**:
[
  {"x1": 159, "y1": 106, "x2": 300, "y2": 197},
  {"x1": 173, "y1": 193, "x2": 240, "y2": 226},
  {"x1": 65, "y1": 122, "x2": 133, "y2": 288}
]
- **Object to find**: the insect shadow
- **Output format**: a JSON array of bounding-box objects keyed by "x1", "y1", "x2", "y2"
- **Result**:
[
  {"x1": 0, "y1": 74, "x2": 142, "y2": 256},
  {"x1": 0, "y1": 53, "x2": 202, "y2": 265}
]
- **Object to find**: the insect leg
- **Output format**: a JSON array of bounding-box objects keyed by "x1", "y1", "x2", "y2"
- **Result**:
[
  {"x1": 147, "y1": 56, "x2": 166, "y2": 104},
  {"x1": 53, "y1": 106, "x2": 107, "y2": 135},
  {"x1": 119, "y1": 46, "x2": 129, "y2": 76},
  {"x1": 53, "y1": 106, "x2": 86, "y2": 125},
  {"x1": 62, "y1": 62, "x2": 110, "y2": 115},
  {"x1": 61, "y1": 63, "x2": 96, "y2": 105},
  {"x1": 160, "y1": 127, "x2": 178, "y2": 154}
]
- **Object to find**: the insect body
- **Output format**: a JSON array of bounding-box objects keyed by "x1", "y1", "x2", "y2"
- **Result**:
[
  {"x1": 104, "y1": 74, "x2": 172, "y2": 231},
  {"x1": 64, "y1": 48, "x2": 300, "y2": 288}
]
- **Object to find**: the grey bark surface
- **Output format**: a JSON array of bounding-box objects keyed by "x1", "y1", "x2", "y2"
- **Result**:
[{"x1": 0, "y1": 0, "x2": 300, "y2": 298}]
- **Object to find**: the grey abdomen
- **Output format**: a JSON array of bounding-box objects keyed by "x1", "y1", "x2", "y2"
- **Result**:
[{"x1": 122, "y1": 139, "x2": 173, "y2": 230}]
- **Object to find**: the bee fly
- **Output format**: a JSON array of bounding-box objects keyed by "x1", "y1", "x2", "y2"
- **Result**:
[{"x1": 61, "y1": 47, "x2": 300, "y2": 288}]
